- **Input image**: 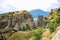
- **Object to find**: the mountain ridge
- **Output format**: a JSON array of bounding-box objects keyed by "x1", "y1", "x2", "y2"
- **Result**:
[{"x1": 30, "y1": 9, "x2": 49, "y2": 18}]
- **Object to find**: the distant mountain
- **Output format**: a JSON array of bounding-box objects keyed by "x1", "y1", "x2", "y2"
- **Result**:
[{"x1": 30, "y1": 9, "x2": 49, "y2": 18}]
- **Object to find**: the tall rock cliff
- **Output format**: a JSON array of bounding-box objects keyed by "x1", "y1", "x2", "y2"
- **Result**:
[
  {"x1": 0, "y1": 10, "x2": 33, "y2": 40},
  {"x1": 45, "y1": 7, "x2": 60, "y2": 23},
  {"x1": 37, "y1": 15, "x2": 46, "y2": 28}
]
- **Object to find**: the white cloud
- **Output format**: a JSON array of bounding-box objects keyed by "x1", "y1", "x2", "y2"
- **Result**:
[{"x1": 0, "y1": 0, "x2": 60, "y2": 13}]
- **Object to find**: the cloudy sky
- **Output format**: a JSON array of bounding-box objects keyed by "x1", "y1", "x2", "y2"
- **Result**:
[{"x1": 0, "y1": 0, "x2": 60, "y2": 13}]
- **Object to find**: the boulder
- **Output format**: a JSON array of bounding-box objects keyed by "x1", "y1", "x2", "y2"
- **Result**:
[
  {"x1": 52, "y1": 29, "x2": 60, "y2": 40},
  {"x1": 7, "y1": 31, "x2": 32, "y2": 40}
]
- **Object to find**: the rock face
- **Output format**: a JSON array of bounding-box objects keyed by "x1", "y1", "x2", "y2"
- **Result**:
[
  {"x1": 37, "y1": 15, "x2": 46, "y2": 28},
  {"x1": 7, "y1": 31, "x2": 32, "y2": 40},
  {"x1": 0, "y1": 10, "x2": 33, "y2": 40},
  {"x1": 45, "y1": 7, "x2": 60, "y2": 23},
  {"x1": 52, "y1": 29, "x2": 60, "y2": 40}
]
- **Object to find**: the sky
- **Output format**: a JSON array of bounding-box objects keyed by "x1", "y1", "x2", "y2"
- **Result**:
[{"x1": 0, "y1": 0, "x2": 60, "y2": 13}]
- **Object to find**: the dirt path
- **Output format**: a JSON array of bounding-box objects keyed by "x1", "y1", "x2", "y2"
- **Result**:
[{"x1": 41, "y1": 29, "x2": 50, "y2": 40}]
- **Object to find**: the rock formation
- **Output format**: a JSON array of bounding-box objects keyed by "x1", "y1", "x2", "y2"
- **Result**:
[
  {"x1": 7, "y1": 31, "x2": 32, "y2": 40},
  {"x1": 0, "y1": 10, "x2": 33, "y2": 40},
  {"x1": 52, "y1": 29, "x2": 60, "y2": 40},
  {"x1": 45, "y1": 7, "x2": 60, "y2": 23},
  {"x1": 37, "y1": 15, "x2": 46, "y2": 28}
]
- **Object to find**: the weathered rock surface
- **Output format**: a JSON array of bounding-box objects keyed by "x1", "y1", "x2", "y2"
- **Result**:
[
  {"x1": 52, "y1": 29, "x2": 60, "y2": 40},
  {"x1": 0, "y1": 10, "x2": 33, "y2": 40},
  {"x1": 37, "y1": 15, "x2": 46, "y2": 28},
  {"x1": 7, "y1": 31, "x2": 32, "y2": 40},
  {"x1": 45, "y1": 7, "x2": 60, "y2": 23}
]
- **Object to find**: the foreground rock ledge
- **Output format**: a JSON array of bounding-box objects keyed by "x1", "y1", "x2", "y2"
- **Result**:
[{"x1": 52, "y1": 29, "x2": 60, "y2": 40}]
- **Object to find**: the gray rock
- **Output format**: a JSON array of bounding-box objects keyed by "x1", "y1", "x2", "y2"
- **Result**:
[{"x1": 52, "y1": 29, "x2": 60, "y2": 40}]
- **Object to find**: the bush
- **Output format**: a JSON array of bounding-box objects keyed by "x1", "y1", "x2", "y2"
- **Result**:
[
  {"x1": 32, "y1": 27, "x2": 44, "y2": 40},
  {"x1": 52, "y1": 12, "x2": 60, "y2": 24},
  {"x1": 47, "y1": 22, "x2": 57, "y2": 33}
]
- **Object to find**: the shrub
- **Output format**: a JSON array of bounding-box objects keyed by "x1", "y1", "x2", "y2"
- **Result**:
[
  {"x1": 52, "y1": 12, "x2": 60, "y2": 24},
  {"x1": 47, "y1": 22, "x2": 57, "y2": 33},
  {"x1": 32, "y1": 27, "x2": 44, "y2": 40}
]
